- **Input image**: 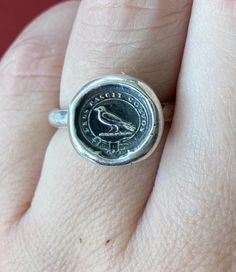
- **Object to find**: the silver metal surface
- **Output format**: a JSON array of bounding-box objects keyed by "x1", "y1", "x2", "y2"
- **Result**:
[
  {"x1": 48, "y1": 109, "x2": 68, "y2": 128},
  {"x1": 49, "y1": 75, "x2": 174, "y2": 166},
  {"x1": 49, "y1": 103, "x2": 174, "y2": 128}
]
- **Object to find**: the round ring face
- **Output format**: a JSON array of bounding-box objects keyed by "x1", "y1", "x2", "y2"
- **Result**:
[{"x1": 69, "y1": 75, "x2": 164, "y2": 166}]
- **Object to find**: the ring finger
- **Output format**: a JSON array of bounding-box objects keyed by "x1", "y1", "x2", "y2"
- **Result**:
[{"x1": 31, "y1": 0, "x2": 192, "y2": 267}]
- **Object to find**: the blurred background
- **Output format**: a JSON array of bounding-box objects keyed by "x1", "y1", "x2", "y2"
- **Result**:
[{"x1": 0, "y1": 0, "x2": 62, "y2": 57}]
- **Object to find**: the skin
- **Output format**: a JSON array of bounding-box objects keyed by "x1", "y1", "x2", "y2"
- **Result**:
[{"x1": 0, "y1": 0, "x2": 235, "y2": 271}]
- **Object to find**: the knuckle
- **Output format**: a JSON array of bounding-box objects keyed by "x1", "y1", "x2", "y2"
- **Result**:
[
  {"x1": 1, "y1": 37, "x2": 51, "y2": 78},
  {"x1": 0, "y1": 37, "x2": 61, "y2": 98},
  {"x1": 0, "y1": 37, "x2": 63, "y2": 97}
]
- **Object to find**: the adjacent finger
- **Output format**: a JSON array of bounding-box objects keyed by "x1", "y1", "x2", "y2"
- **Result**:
[
  {"x1": 0, "y1": 1, "x2": 79, "y2": 233},
  {"x1": 126, "y1": 1, "x2": 236, "y2": 271}
]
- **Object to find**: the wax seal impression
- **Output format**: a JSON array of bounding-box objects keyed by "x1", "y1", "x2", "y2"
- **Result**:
[{"x1": 67, "y1": 75, "x2": 164, "y2": 166}]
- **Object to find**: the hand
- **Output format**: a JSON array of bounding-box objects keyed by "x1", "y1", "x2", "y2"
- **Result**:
[{"x1": 0, "y1": 1, "x2": 235, "y2": 271}]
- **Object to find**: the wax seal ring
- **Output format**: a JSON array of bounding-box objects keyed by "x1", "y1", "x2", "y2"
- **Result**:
[{"x1": 49, "y1": 75, "x2": 174, "y2": 166}]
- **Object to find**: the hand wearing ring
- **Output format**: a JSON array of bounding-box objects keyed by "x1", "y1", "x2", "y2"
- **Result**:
[{"x1": 0, "y1": 1, "x2": 235, "y2": 272}]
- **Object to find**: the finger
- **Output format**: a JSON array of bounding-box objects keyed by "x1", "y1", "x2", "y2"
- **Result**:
[
  {"x1": 32, "y1": 0, "x2": 193, "y2": 264},
  {"x1": 61, "y1": 0, "x2": 192, "y2": 106},
  {"x1": 127, "y1": 1, "x2": 236, "y2": 270},
  {"x1": 0, "y1": 1, "x2": 79, "y2": 233}
]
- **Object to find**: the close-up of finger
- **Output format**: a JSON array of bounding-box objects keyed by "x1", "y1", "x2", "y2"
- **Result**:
[
  {"x1": 61, "y1": 0, "x2": 192, "y2": 106},
  {"x1": 0, "y1": 1, "x2": 79, "y2": 233},
  {"x1": 125, "y1": 1, "x2": 236, "y2": 271},
  {"x1": 32, "y1": 0, "x2": 193, "y2": 268}
]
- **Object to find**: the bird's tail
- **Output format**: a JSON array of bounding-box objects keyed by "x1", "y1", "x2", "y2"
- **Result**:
[{"x1": 123, "y1": 123, "x2": 136, "y2": 132}]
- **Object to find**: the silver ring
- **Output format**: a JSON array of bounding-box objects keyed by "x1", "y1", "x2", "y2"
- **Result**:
[{"x1": 49, "y1": 75, "x2": 174, "y2": 166}]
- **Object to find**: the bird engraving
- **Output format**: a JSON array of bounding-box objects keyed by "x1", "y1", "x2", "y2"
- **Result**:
[{"x1": 94, "y1": 106, "x2": 136, "y2": 134}]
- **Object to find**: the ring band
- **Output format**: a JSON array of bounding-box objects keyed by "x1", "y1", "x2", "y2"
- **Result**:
[
  {"x1": 49, "y1": 75, "x2": 174, "y2": 166},
  {"x1": 49, "y1": 102, "x2": 174, "y2": 128}
]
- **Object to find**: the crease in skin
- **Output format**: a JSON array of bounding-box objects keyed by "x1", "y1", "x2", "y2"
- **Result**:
[
  {"x1": 74, "y1": 27, "x2": 185, "y2": 48},
  {"x1": 75, "y1": 50, "x2": 179, "y2": 72},
  {"x1": 81, "y1": 5, "x2": 191, "y2": 32},
  {"x1": 0, "y1": 39, "x2": 63, "y2": 79},
  {"x1": 83, "y1": 0, "x2": 192, "y2": 12},
  {"x1": 80, "y1": 18, "x2": 185, "y2": 33}
]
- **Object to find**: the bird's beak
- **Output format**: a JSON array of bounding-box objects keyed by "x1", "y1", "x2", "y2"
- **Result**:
[{"x1": 94, "y1": 108, "x2": 98, "y2": 111}]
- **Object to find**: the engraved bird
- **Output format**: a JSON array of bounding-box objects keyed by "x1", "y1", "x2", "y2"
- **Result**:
[{"x1": 94, "y1": 106, "x2": 136, "y2": 133}]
